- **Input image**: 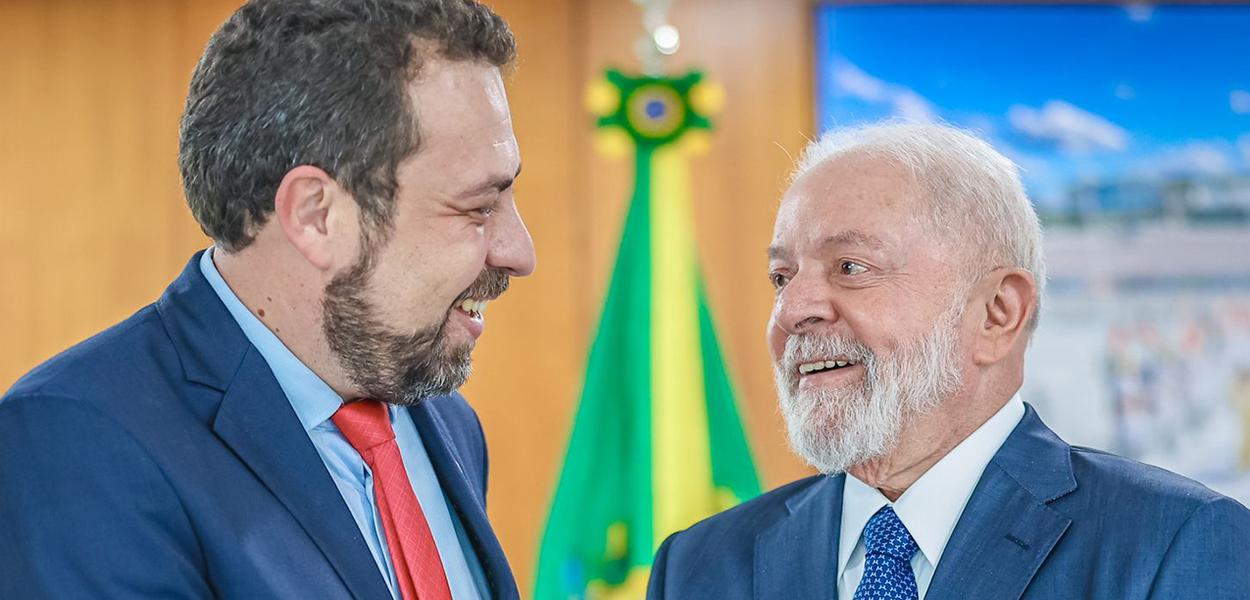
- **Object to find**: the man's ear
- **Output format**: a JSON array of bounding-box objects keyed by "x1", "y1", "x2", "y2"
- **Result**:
[
  {"x1": 272, "y1": 165, "x2": 346, "y2": 272},
  {"x1": 971, "y1": 267, "x2": 1037, "y2": 366}
]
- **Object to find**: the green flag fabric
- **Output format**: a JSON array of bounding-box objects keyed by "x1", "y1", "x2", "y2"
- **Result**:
[{"x1": 533, "y1": 69, "x2": 761, "y2": 599}]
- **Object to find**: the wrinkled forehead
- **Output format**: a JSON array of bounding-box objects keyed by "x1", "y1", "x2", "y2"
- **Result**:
[{"x1": 772, "y1": 154, "x2": 927, "y2": 250}]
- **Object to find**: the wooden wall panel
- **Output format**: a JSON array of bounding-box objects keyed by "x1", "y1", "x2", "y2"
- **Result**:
[
  {"x1": 0, "y1": 0, "x2": 217, "y2": 389},
  {"x1": 459, "y1": 0, "x2": 586, "y2": 593},
  {"x1": 1, "y1": 0, "x2": 815, "y2": 594}
]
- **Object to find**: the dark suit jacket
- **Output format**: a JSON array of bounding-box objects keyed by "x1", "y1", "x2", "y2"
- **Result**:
[
  {"x1": 648, "y1": 405, "x2": 1250, "y2": 599},
  {"x1": 0, "y1": 253, "x2": 518, "y2": 599}
]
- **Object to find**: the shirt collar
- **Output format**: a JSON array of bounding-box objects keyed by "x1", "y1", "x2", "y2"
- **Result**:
[
  {"x1": 199, "y1": 247, "x2": 344, "y2": 431},
  {"x1": 837, "y1": 394, "x2": 1026, "y2": 577}
]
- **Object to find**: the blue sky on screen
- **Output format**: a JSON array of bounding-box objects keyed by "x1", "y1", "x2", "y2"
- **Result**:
[{"x1": 814, "y1": 4, "x2": 1250, "y2": 210}]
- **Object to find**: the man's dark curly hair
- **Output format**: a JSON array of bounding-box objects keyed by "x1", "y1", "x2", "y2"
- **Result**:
[{"x1": 178, "y1": 0, "x2": 516, "y2": 251}]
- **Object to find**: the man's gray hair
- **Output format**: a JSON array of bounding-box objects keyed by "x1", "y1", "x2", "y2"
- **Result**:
[{"x1": 793, "y1": 121, "x2": 1047, "y2": 333}]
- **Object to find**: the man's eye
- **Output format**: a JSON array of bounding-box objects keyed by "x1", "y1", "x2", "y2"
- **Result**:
[
  {"x1": 840, "y1": 260, "x2": 868, "y2": 276},
  {"x1": 769, "y1": 272, "x2": 790, "y2": 289}
]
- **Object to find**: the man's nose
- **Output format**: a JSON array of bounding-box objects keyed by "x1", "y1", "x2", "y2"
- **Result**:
[
  {"x1": 774, "y1": 271, "x2": 838, "y2": 335},
  {"x1": 487, "y1": 202, "x2": 536, "y2": 277}
]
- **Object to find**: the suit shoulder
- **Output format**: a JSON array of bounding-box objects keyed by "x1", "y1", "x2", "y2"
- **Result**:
[
  {"x1": 1063, "y1": 449, "x2": 1250, "y2": 593},
  {"x1": 666, "y1": 475, "x2": 825, "y2": 550},
  {"x1": 4, "y1": 304, "x2": 164, "y2": 402},
  {"x1": 1068, "y1": 445, "x2": 1227, "y2": 508},
  {"x1": 1058, "y1": 444, "x2": 1248, "y2": 546},
  {"x1": 652, "y1": 475, "x2": 827, "y2": 596}
]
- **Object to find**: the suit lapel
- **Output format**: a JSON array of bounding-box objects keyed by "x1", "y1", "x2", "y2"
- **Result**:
[
  {"x1": 925, "y1": 405, "x2": 1077, "y2": 600},
  {"x1": 410, "y1": 400, "x2": 518, "y2": 600},
  {"x1": 924, "y1": 463, "x2": 1071, "y2": 600},
  {"x1": 158, "y1": 252, "x2": 391, "y2": 600},
  {"x1": 213, "y1": 348, "x2": 393, "y2": 600},
  {"x1": 754, "y1": 475, "x2": 843, "y2": 600}
]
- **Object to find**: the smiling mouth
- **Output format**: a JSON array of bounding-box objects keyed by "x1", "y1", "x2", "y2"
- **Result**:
[
  {"x1": 796, "y1": 358, "x2": 861, "y2": 376},
  {"x1": 454, "y1": 298, "x2": 490, "y2": 319}
]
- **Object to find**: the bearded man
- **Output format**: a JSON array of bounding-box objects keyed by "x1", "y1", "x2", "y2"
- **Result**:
[
  {"x1": 0, "y1": 1, "x2": 533, "y2": 598},
  {"x1": 646, "y1": 123, "x2": 1250, "y2": 599}
]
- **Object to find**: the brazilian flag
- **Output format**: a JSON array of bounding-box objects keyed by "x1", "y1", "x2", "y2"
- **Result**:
[{"x1": 534, "y1": 69, "x2": 761, "y2": 599}]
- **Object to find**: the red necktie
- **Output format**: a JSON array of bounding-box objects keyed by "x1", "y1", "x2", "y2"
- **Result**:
[{"x1": 333, "y1": 400, "x2": 453, "y2": 600}]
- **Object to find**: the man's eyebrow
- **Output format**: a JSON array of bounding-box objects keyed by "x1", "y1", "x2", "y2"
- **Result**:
[
  {"x1": 456, "y1": 162, "x2": 522, "y2": 198},
  {"x1": 819, "y1": 230, "x2": 886, "y2": 251},
  {"x1": 767, "y1": 245, "x2": 790, "y2": 261},
  {"x1": 767, "y1": 230, "x2": 885, "y2": 261}
]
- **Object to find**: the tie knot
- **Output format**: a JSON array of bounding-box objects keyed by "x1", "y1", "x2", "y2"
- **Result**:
[
  {"x1": 332, "y1": 399, "x2": 395, "y2": 454},
  {"x1": 863, "y1": 506, "x2": 918, "y2": 561}
]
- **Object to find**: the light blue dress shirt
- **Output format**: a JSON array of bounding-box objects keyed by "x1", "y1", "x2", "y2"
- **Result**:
[{"x1": 200, "y1": 248, "x2": 487, "y2": 600}]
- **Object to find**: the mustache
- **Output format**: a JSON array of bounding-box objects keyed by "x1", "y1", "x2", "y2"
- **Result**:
[
  {"x1": 783, "y1": 332, "x2": 874, "y2": 371},
  {"x1": 455, "y1": 267, "x2": 511, "y2": 304}
]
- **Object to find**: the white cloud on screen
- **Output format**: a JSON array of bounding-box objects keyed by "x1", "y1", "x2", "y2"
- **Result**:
[
  {"x1": 1230, "y1": 90, "x2": 1250, "y2": 115},
  {"x1": 1008, "y1": 100, "x2": 1130, "y2": 154},
  {"x1": 1131, "y1": 140, "x2": 1240, "y2": 179},
  {"x1": 830, "y1": 60, "x2": 937, "y2": 123},
  {"x1": 1153, "y1": 143, "x2": 1232, "y2": 176},
  {"x1": 1125, "y1": 3, "x2": 1155, "y2": 23}
]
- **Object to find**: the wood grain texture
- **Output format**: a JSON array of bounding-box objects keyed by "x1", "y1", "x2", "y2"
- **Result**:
[{"x1": 0, "y1": 0, "x2": 815, "y2": 592}]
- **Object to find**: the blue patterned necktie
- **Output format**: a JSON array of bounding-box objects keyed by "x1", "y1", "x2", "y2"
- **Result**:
[{"x1": 853, "y1": 506, "x2": 920, "y2": 600}]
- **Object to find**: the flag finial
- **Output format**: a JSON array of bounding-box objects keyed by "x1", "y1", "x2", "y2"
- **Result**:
[{"x1": 632, "y1": 0, "x2": 679, "y2": 76}]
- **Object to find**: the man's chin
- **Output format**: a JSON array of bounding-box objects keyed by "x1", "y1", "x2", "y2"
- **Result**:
[
  {"x1": 782, "y1": 394, "x2": 902, "y2": 475},
  {"x1": 791, "y1": 426, "x2": 895, "y2": 475},
  {"x1": 443, "y1": 319, "x2": 479, "y2": 343},
  {"x1": 410, "y1": 355, "x2": 472, "y2": 401}
]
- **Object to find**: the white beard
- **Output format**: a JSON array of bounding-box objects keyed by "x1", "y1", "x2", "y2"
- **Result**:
[{"x1": 775, "y1": 299, "x2": 966, "y2": 474}]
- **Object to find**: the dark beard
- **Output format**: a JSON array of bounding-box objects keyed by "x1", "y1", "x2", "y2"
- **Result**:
[{"x1": 321, "y1": 243, "x2": 510, "y2": 405}]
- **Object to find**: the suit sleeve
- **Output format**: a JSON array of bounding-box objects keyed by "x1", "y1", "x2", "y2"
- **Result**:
[
  {"x1": 647, "y1": 532, "x2": 677, "y2": 599},
  {"x1": 0, "y1": 393, "x2": 211, "y2": 599},
  {"x1": 1147, "y1": 495, "x2": 1250, "y2": 599}
]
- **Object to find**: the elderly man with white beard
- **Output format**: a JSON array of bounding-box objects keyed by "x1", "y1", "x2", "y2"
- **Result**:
[{"x1": 646, "y1": 122, "x2": 1250, "y2": 600}]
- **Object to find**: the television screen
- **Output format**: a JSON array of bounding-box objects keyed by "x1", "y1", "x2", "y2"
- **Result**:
[{"x1": 814, "y1": 3, "x2": 1250, "y2": 501}]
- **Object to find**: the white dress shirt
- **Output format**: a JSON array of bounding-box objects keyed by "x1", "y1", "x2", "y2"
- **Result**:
[{"x1": 836, "y1": 394, "x2": 1025, "y2": 599}]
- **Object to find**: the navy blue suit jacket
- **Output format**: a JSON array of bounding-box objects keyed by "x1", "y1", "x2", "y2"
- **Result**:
[
  {"x1": 0, "y1": 254, "x2": 518, "y2": 599},
  {"x1": 648, "y1": 405, "x2": 1250, "y2": 599}
]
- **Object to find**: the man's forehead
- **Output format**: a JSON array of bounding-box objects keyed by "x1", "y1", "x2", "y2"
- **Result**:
[
  {"x1": 409, "y1": 62, "x2": 511, "y2": 136},
  {"x1": 771, "y1": 156, "x2": 918, "y2": 252},
  {"x1": 400, "y1": 59, "x2": 519, "y2": 186},
  {"x1": 788, "y1": 154, "x2": 913, "y2": 205},
  {"x1": 768, "y1": 229, "x2": 889, "y2": 260}
]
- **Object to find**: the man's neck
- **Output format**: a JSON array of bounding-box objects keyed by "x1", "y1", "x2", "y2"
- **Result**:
[
  {"x1": 847, "y1": 389, "x2": 1012, "y2": 501},
  {"x1": 212, "y1": 245, "x2": 356, "y2": 400}
]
